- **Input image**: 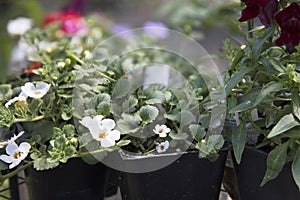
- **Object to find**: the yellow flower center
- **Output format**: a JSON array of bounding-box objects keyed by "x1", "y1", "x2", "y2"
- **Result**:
[
  {"x1": 34, "y1": 90, "x2": 40, "y2": 95},
  {"x1": 99, "y1": 130, "x2": 107, "y2": 139},
  {"x1": 15, "y1": 101, "x2": 28, "y2": 110},
  {"x1": 158, "y1": 129, "x2": 164, "y2": 134},
  {"x1": 13, "y1": 152, "x2": 21, "y2": 159}
]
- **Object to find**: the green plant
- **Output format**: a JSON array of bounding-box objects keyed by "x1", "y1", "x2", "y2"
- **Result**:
[
  {"x1": 223, "y1": 0, "x2": 300, "y2": 190},
  {"x1": 0, "y1": 10, "x2": 225, "y2": 184}
]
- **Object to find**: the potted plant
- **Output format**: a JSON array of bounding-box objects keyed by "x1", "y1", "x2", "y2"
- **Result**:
[
  {"x1": 0, "y1": 10, "x2": 130, "y2": 200},
  {"x1": 71, "y1": 24, "x2": 229, "y2": 199},
  {"x1": 223, "y1": 0, "x2": 300, "y2": 199}
]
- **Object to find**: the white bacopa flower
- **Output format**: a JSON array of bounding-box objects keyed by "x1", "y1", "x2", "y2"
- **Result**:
[
  {"x1": 0, "y1": 141, "x2": 31, "y2": 169},
  {"x1": 21, "y1": 82, "x2": 50, "y2": 99},
  {"x1": 7, "y1": 17, "x2": 33, "y2": 36},
  {"x1": 156, "y1": 141, "x2": 170, "y2": 153},
  {"x1": 5, "y1": 94, "x2": 27, "y2": 108},
  {"x1": 0, "y1": 131, "x2": 25, "y2": 148},
  {"x1": 79, "y1": 115, "x2": 121, "y2": 148},
  {"x1": 153, "y1": 124, "x2": 171, "y2": 138}
]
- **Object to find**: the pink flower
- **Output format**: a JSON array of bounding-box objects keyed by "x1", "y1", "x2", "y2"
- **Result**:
[{"x1": 43, "y1": 11, "x2": 87, "y2": 34}]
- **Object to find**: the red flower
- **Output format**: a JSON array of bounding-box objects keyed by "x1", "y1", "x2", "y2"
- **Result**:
[
  {"x1": 239, "y1": 0, "x2": 278, "y2": 27},
  {"x1": 275, "y1": 2, "x2": 300, "y2": 53},
  {"x1": 23, "y1": 62, "x2": 42, "y2": 75},
  {"x1": 43, "y1": 11, "x2": 87, "y2": 34}
]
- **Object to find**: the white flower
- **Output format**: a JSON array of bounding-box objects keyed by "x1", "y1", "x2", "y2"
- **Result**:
[
  {"x1": 21, "y1": 82, "x2": 50, "y2": 99},
  {"x1": 0, "y1": 131, "x2": 25, "y2": 148},
  {"x1": 153, "y1": 124, "x2": 171, "y2": 138},
  {"x1": 156, "y1": 141, "x2": 169, "y2": 153},
  {"x1": 57, "y1": 62, "x2": 66, "y2": 68},
  {"x1": 7, "y1": 17, "x2": 33, "y2": 36},
  {"x1": 5, "y1": 93, "x2": 27, "y2": 108},
  {"x1": 38, "y1": 41, "x2": 57, "y2": 52},
  {"x1": 0, "y1": 141, "x2": 31, "y2": 169},
  {"x1": 79, "y1": 115, "x2": 121, "y2": 148}
]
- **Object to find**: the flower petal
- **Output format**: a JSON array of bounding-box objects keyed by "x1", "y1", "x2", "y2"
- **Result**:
[
  {"x1": 6, "y1": 142, "x2": 18, "y2": 155},
  {"x1": 100, "y1": 138, "x2": 115, "y2": 148},
  {"x1": 101, "y1": 119, "x2": 116, "y2": 131},
  {"x1": 79, "y1": 116, "x2": 93, "y2": 128},
  {"x1": 9, "y1": 159, "x2": 22, "y2": 169},
  {"x1": 239, "y1": 4, "x2": 260, "y2": 22},
  {"x1": 36, "y1": 82, "x2": 50, "y2": 95},
  {"x1": 108, "y1": 130, "x2": 120, "y2": 141},
  {"x1": 21, "y1": 82, "x2": 36, "y2": 97},
  {"x1": 19, "y1": 142, "x2": 31, "y2": 153},
  {"x1": 0, "y1": 155, "x2": 13, "y2": 164}
]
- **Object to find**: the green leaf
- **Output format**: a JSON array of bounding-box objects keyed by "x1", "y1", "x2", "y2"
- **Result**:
[
  {"x1": 25, "y1": 120, "x2": 54, "y2": 144},
  {"x1": 116, "y1": 140, "x2": 131, "y2": 147},
  {"x1": 232, "y1": 123, "x2": 247, "y2": 164},
  {"x1": 268, "y1": 114, "x2": 300, "y2": 138},
  {"x1": 208, "y1": 135, "x2": 225, "y2": 150},
  {"x1": 252, "y1": 27, "x2": 275, "y2": 62},
  {"x1": 97, "y1": 102, "x2": 111, "y2": 116},
  {"x1": 229, "y1": 100, "x2": 255, "y2": 113},
  {"x1": 33, "y1": 157, "x2": 59, "y2": 170},
  {"x1": 189, "y1": 124, "x2": 206, "y2": 141},
  {"x1": 225, "y1": 67, "x2": 252, "y2": 95},
  {"x1": 139, "y1": 105, "x2": 159, "y2": 123},
  {"x1": 230, "y1": 82, "x2": 284, "y2": 114},
  {"x1": 112, "y1": 78, "x2": 130, "y2": 99},
  {"x1": 230, "y1": 49, "x2": 244, "y2": 69},
  {"x1": 292, "y1": 89, "x2": 300, "y2": 121},
  {"x1": 169, "y1": 131, "x2": 188, "y2": 140},
  {"x1": 261, "y1": 142, "x2": 289, "y2": 186},
  {"x1": 292, "y1": 146, "x2": 300, "y2": 190},
  {"x1": 253, "y1": 82, "x2": 284, "y2": 106},
  {"x1": 179, "y1": 110, "x2": 195, "y2": 126},
  {"x1": 117, "y1": 113, "x2": 141, "y2": 134}
]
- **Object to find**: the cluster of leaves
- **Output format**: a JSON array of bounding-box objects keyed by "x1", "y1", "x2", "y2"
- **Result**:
[
  {"x1": 74, "y1": 46, "x2": 224, "y2": 160},
  {"x1": 0, "y1": 16, "x2": 111, "y2": 173},
  {"x1": 223, "y1": 4, "x2": 300, "y2": 189}
]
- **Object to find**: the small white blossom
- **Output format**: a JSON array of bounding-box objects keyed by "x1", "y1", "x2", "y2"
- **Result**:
[
  {"x1": 5, "y1": 94, "x2": 27, "y2": 108},
  {"x1": 153, "y1": 124, "x2": 171, "y2": 138},
  {"x1": 0, "y1": 141, "x2": 31, "y2": 169},
  {"x1": 83, "y1": 50, "x2": 93, "y2": 59},
  {"x1": 156, "y1": 141, "x2": 169, "y2": 153},
  {"x1": 7, "y1": 17, "x2": 33, "y2": 36},
  {"x1": 57, "y1": 62, "x2": 66, "y2": 68},
  {"x1": 0, "y1": 131, "x2": 25, "y2": 148},
  {"x1": 21, "y1": 82, "x2": 50, "y2": 99},
  {"x1": 79, "y1": 115, "x2": 121, "y2": 148}
]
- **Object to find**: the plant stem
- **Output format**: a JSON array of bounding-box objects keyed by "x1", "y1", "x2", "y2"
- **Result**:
[
  {"x1": 0, "y1": 162, "x2": 33, "y2": 181},
  {"x1": 73, "y1": 146, "x2": 119, "y2": 157},
  {"x1": 14, "y1": 115, "x2": 44, "y2": 123},
  {"x1": 66, "y1": 51, "x2": 84, "y2": 65}
]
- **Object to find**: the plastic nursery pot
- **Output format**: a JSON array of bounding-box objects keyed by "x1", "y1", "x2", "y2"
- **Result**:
[
  {"x1": 233, "y1": 147, "x2": 300, "y2": 200},
  {"x1": 119, "y1": 149, "x2": 228, "y2": 200},
  {"x1": 25, "y1": 158, "x2": 109, "y2": 200}
]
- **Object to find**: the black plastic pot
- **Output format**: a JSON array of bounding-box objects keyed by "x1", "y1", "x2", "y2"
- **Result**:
[
  {"x1": 25, "y1": 158, "x2": 109, "y2": 200},
  {"x1": 120, "y1": 150, "x2": 228, "y2": 200},
  {"x1": 233, "y1": 148, "x2": 300, "y2": 200}
]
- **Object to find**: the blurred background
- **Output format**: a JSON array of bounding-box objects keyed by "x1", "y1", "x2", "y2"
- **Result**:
[{"x1": 0, "y1": 0, "x2": 241, "y2": 83}]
